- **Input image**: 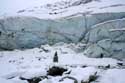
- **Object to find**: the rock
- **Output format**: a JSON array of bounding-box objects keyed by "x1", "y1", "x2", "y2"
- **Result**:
[
  {"x1": 105, "y1": 64, "x2": 110, "y2": 69},
  {"x1": 47, "y1": 66, "x2": 67, "y2": 76},
  {"x1": 117, "y1": 62, "x2": 123, "y2": 66},
  {"x1": 20, "y1": 77, "x2": 42, "y2": 83}
]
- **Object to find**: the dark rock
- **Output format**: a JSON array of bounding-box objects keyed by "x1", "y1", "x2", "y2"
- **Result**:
[
  {"x1": 41, "y1": 47, "x2": 49, "y2": 53},
  {"x1": 20, "y1": 77, "x2": 41, "y2": 83},
  {"x1": 117, "y1": 62, "x2": 123, "y2": 66},
  {"x1": 88, "y1": 75, "x2": 97, "y2": 82},
  {"x1": 81, "y1": 72, "x2": 98, "y2": 83},
  {"x1": 105, "y1": 64, "x2": 110, "y2": 69},
  {"x1": 39, "y1": 50, "x2": 43, "y2": 53},
  {"x1": 81, "y1": 65, "x2": 87, "y2": 68},
  {"x1": 47, "y1": 66, "x2": 67, "y2": 76},
  {"x1": 0, "y1": 31, "x2": 1, "y2": 36}
]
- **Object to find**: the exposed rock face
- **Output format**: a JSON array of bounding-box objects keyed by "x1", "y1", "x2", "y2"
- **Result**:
[
  {"x1": 0, "y1": 12, "x2": 125, "y2": 60},
  {"x1": 84, "y1": 18, "x2": 125, "y2": 59}
]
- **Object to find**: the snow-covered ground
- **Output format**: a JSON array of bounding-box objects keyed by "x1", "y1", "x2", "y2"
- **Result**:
[
  {"x1": 0, "y1": 0, "x2": 125, "y2": 83},
  {"x1": 0, "y1": 0, "x2": 125, "y2": 19},
  {"x1": 0, "y1": 43, "x2": 125, "y2": 83}
]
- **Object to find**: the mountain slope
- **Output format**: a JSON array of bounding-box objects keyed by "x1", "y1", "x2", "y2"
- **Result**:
[{"x1": 0, "y1": 0, "x2": 125, "y2": 19}]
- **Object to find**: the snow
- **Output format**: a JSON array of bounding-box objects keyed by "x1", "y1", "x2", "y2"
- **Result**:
[
  {"x1": 91, "y1": 18, "x2": 125, "y2": 29},
  {"x1": 0, "y1": 78, "x2": 13, "y2": 83},
  {"x1": 109, "y1": 28, "x2": 125, "y2": 31},
  {"x1": 100, "y1": 69, "x2": 125, "y2": 83},
  {"x1": 58, "y1": 79, "x2": 74, "y2": 83},
  {"x1": 0, "y1": 77, "x2": 27, "y2": 83},
  {"x1": 20, "y1": 69, "x2": 47, "y2": 79},
  {"x1": 68, "y1": 67, "x2": 97, "y2": 82},
  {"x1": 0, "y1": 0, "x2": 125, "y2": 19},
  {"x1": 0, "y1": 43, "x2": 124, "y2": 83},
  {"x1": 0, "y1": 0, "x2": 62, "y2": 15}
]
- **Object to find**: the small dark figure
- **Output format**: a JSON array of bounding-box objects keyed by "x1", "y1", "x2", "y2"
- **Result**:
[
  {"x1": 21, "y1": 28, "x2": 25, "y2": 32},
  {"x1": 100, "y1": 53, "x2": 104, "y2": 58},
  {"x1": 9, "y1": 60, "x2": 12, "y2": 63},
  {"x1": 38, "y1": 58, "x2": 41, "y2": 61},
  {"x1": 53, "y1": 51, "x2": 58, "y2": 63},
  {"x1": 0, "y1": 31, "x2": 2, "y2": 36},
  {"x1": 54, "y1": 12, "x2": 57, "y2": 14}
]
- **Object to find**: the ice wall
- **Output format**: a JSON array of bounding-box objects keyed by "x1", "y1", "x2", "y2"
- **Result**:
[
  {"x1": 84, "y1": 18, "x2": 125, "y2": 59},
  {"x1": 0, "y1": 12, "x2": 125, "y2": 53}
]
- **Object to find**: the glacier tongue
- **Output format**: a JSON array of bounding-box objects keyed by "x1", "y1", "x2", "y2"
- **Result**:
[{"x1": 0, "y1": 12, "x2": 125, "y2": 59}]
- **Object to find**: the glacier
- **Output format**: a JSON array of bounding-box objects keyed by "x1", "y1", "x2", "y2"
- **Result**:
[{"x1": 0, "y1": 12, "x2": 125, "y2": 59}]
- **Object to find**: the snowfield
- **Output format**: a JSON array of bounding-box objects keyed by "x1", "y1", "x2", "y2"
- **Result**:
[
  {"x1": 0, "y1": 43, "x2": 125, "y2": 83},
  {"x1": 0, "y1": 0, "x2": 125, "y2": 19}
]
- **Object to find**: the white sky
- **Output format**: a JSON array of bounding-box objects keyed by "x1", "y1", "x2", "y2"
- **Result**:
[{"x1": 0, "y1": 0, "x2": 63, "y2": 15}]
